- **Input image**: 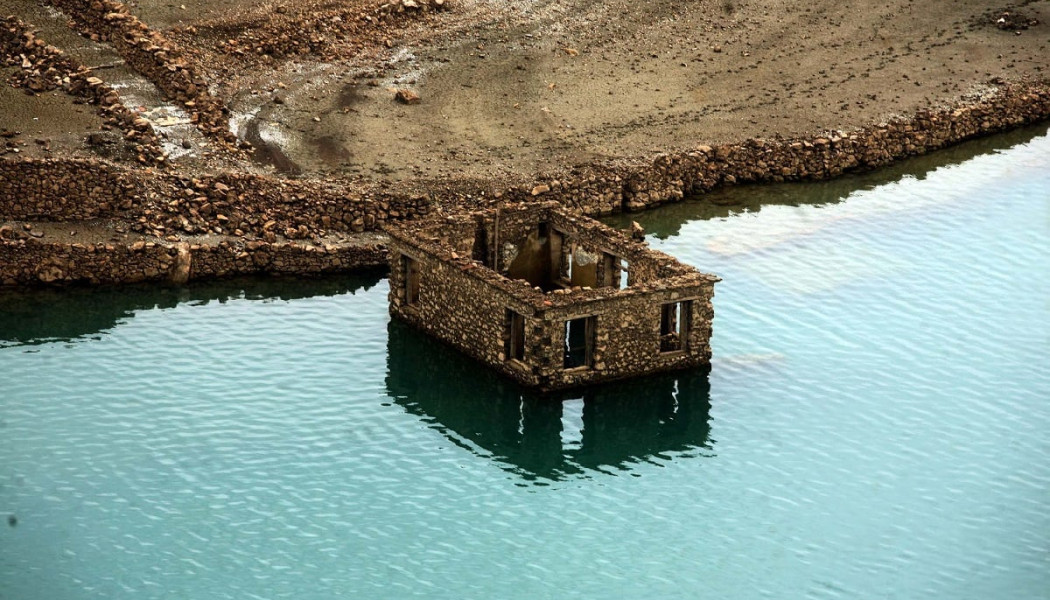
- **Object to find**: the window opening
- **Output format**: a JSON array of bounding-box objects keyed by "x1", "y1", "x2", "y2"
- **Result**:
[
  {"x1": 548, "y1": 229, "x2": 564, "y2": 285},
  {"x1": 402, "y1": 255, "x2": 420, "y2": 306},
  {"x1": 564, "y1": 316, "x2": 596, "y2": 369},
  {"x1": 660, "y1": 301, "x2": 691, "y2": 353},
  {"x1": 565, "y1": 245, "x2": 574, "y2": 283},
  {"x1": 602, "y1": 254, "x2": 628, "y2": 289},
  {"x1": 508, "y1": 224, "x2": 555, "y2": 290},
  {"x1": 506, "y1": 309, "x2": 526, "y2": 362},
  {"x1": 472, "y1": 221, "x2": 489, "y2": 265}
]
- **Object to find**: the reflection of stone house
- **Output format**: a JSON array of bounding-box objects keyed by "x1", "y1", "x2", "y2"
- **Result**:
[
  {"x1": 385, "y1": 202, "x2": 719, "y2": 391},
  {"x1": 386, "y1": 319, "x2": 713, "y2": 480}
]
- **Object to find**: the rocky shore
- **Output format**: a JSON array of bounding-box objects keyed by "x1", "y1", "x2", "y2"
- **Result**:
[
  {"x1": 4, "y1": 78, "x2": 1049, "y2": 288},
  {"x1": 2, "y1": 0, "x2": 1049, "y2": 288}
]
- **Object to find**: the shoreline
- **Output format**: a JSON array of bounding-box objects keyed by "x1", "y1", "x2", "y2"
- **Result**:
[
  {"x1": 3, "y1": 84, "x2": 1050, "y2": 288},
  {"x1": 3, "y1": 0, "x2": 1050, "y2": 288}
]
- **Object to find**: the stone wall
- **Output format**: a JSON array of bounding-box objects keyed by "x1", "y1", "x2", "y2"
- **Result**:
[
  {"x1": 0, "y1": 236, "x2": 180, "y2": 286},
  {"x1": 536, "y1": 283, "x2": 715, "y2": 390},
  {"x1": 0, "y1": 156, "x2": 431, "y2": 237},
  {"x1": 386, "y1": 204, "x2": 718, "y2": 390},
  {"x1": 389, "y1": 235, "x2": 552, "y2": 385},
  {"x1": 2, "y1": 75, "x2": 1049, "y2": 288},
  {"x1": 140, "y1": 172, "x2": 432, "y2": 240},
  {"x1": 0, "y1": 234, "x2": 386, "y2": 286},
  {"x1": 0, "y1": 158, "x2": 143, "y2": 220},
  {"x1": 43, "y1": 0, "x2": 238, "y2": 148},
  {"x1": 186, "y1": 239, "x2": 386, "y2": 280},
  {"x1": 389, "y1": 245, "x2": 537, "y2": 381},
  {"x1": 444, "y1": 202, "x2": 693, "y2": 285},
  {"x1": 507, "y1": 82, "x2": 1050, "y2": 215},
  {"x1": 0, "y1": 16, "x2": 166, "y2": 163},
  {"x1": 4, "y1": 81, "x2": 1047, "y2": 239}
]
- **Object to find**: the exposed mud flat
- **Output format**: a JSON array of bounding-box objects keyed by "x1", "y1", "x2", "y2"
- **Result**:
[
  {"x1": 0, "y1": 71, "x2": 102, "y2": 158},
  {"x1": 4, "y1": 0, "x2": 1048, "y2": 182},
  {"x1": 223, "y1": 0, "x2": 1050, "y2": 181}
]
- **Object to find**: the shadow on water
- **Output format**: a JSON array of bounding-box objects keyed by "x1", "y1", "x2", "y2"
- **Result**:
[
  {"x1": 0, "y1": 271, "x2": 384, "y2": 348},
  {"x1": 604, "y1": 122, "x2": 1050, "y2": 238},
  {"x1": 385, "y1": 319, "x2": 714, "y2": 482}
]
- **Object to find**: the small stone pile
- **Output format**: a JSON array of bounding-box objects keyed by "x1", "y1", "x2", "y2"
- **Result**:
[
  {"x1": 44, "y1": 0, "x2": 240, "y2": 150},
  {"x1": 995, "y1": 11, "x2": 1039, "y2": 31},
  {"x1": 204, "y1": 0, "x2": 448, "y2": 61},
  {"x1": 0, "y1": 16, "x2": 166, "y2": 164}
]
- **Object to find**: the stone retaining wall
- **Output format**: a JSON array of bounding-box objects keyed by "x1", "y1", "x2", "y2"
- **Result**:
[
  {"x1": 2, "y1": 79, "x2": 1049, "y2": 288},
  {"x1": 0, "y1": 157, "x2": 430, "y2": 237},
  {"x1": 0, "y1": 158, "x2": 143, "y2": 220},
  {"x1": 0, "y1": 236, "x2": 179, "y2": 286},
  {"x1": 186, "y1": 239, "x2": 387, "y2": 280},
  {"x1": 509, "y1": 81, "x2": 1050, "y2": 214},
  {"x1": 4, "y1": 81, "x2": 1047, "y2": 237},
  {"x1": 0, "y1": 235, "x2": 386, "y2": 286},
  {"x1": 141, "y1": 173, "x2": 432, "y2": 240}
]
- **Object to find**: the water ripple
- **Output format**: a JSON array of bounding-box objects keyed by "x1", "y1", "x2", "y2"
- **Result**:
[{"x1": 2, "y1": 127, "x2": 1049, "y2": 599}]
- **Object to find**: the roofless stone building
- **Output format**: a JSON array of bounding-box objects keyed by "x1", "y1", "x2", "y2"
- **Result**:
[{"x1": 385, "y1": 203, "x2": 719, "y2": 391}]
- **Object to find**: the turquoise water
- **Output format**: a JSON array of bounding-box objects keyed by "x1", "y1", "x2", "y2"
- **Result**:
[{"x1": 2, "y1": 125, "x2": 1049, "y2": 599}]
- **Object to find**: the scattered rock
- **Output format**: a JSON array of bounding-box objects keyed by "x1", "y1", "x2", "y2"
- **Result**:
[
  {"x1": 394, "y1": 88, "x2": 421, "y2": 105},
  {"x1": 995, "y1": 11, "x2": 1039, "y2": 31},
  {"x1": 630, "y1": 221, "x2": 645, "y2": 241}
]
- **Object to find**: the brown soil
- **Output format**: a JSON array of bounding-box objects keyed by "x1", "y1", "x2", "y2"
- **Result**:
[
  {"x1": 0, "y1": 71, "x2": 103, "y2": 157},
  {"x1": 217, "y1": 0, "x2": 1050, "y2": 182},
  {"x1": 124, "y1": 0, "x2": 278, "y2": 30},
  {"x1": 4, "y1": 0, "x2": 1050, "y2": 183}
]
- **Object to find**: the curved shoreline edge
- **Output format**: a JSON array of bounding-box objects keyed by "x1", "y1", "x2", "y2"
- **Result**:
[{"x1": 3, "y1": 80, "x2": 1050, "y2": 288}]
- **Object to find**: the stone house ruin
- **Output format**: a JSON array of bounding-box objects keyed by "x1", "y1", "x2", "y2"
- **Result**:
[{"x1": 385, "y1": 202, "x2": 719, "y2": 391}]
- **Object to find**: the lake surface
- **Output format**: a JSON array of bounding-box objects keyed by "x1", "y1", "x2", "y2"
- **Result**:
[{"x1": 2, "y1": 125, "x2": 1048, "y2": 599}]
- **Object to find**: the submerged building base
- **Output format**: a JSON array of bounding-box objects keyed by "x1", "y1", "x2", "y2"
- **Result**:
[{"x1": 385, "y1": 202, "x2": 719, "y2": 391}]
